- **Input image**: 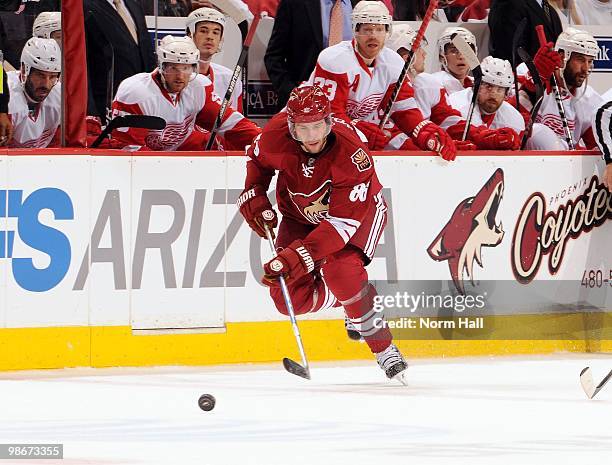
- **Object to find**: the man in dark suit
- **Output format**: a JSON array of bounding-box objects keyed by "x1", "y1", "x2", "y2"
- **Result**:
[
  {"x1": 83, "y1": 0, "x2": 156, "y2": 120},
  {"x1": 264, "y1": 0, "x2": 359, "y2": 108},
  {"x1": 489, "y1": 0, "x2": 563, "y2": 62}
]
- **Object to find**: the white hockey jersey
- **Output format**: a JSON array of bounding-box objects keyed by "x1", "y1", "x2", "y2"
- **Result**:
[
  {"x1": 448, "y1": 88, "x2": 525, "y2": 132},
  {"x1": 429, "y1": 70, "x2": 474, "y2": 95},
  {"x1": 205, "y1": 62, "x2": 242, "y2": 112},
  {"x1": 7, "y1": 70, "x2": 60, "y2": 148},
  {"x1": 525, "y1": 83, "x2": 604, "y2": 149},
  {"x1": 111, "y1": 71, "x2": 259, "y2": 151},
  {"x1": 308, "y1": 40, "x2": 425, "y2": 135}
]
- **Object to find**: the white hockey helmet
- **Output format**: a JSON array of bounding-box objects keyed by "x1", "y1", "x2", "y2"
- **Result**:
[
  {"x1": 185, "y1": 7, "x2": 226, "y2": 54},
  {"x1": 386, "y1": 24, "x2": 418, "y2": 53},
  {"x1": 555, "y1": 27, "x2": 599, "y2": 66},
  {"x1": 33, "y1": 11, "x2": 61, "y2": 39},
  {"x1": 480, "y1": 56, "x2": 513, "y2": 88},
  {"x1": 21, "y1": 37, "x2": 62, "y2": 80},
  {"x1": 157, "y1": 35, "x2": 200, "y2": 72},
  {"x1": 351, "y1": 1, "x2": 392, "y2": 36},
  {"x1": 438, "y1": 26, "x2": 477, "y2": 58}
]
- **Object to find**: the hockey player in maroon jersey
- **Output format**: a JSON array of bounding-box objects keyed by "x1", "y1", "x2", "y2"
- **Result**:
[{"x1": 237, "y1": 85, "x2": 408, "y2": 384}]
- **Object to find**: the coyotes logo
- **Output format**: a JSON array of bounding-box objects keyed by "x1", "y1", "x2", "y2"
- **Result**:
[
  {"x1": 511, "y1": 176, "x2": 611, "y2": 284},
  {"x1": 288, "y1": 181, "x2": 331, "y2": 224},
  {"x1": 428, "y1": 169, "x2": 505, "y2": 294}
]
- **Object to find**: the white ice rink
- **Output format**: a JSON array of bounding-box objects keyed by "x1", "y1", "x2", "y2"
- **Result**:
[{"x1": 0, "y1": 355, "x2": 610, "y2": 465}]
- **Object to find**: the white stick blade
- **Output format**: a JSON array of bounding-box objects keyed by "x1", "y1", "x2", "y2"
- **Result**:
[
  {"x1": 580, "y1": 367, "x2": 596, "y2": 399},
  {"x1": 451, "y1": 35, "x2": 480, "y2": 71}
]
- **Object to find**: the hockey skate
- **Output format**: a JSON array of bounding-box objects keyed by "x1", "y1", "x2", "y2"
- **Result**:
[
  {"x1": 344, "y1": 315, "x2": 363, "y2": 341},
  {"x1": 376, "y1": 344, "x2": 408, "y2": 385}
]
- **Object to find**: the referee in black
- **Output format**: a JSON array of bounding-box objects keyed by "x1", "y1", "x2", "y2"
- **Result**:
[{"x1": 593, "y1": 101, "x2": 612, "y2": 190}]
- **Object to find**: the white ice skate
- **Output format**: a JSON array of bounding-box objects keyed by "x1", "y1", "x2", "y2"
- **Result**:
[{"x1": 376, "y1": 344, "x2": 408, "y2": 385}]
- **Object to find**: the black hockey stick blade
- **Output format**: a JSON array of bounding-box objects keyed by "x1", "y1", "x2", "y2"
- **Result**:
[
  {"x1": 512, "y1": 18, "x2": 527, "y2": 68},
  {"x1": 283, "y1": 357, "x2": 311, "y2": 380},
  {"x1": 512, "y1": 19, "x2": 527, "y2": 111},
  {"x1": 91, "y1": 115, "x2": 166, "y2": 148},
  {"x1": 516, "y1": 47, "x2": 544, "y2": 149},
  {"x1": 580, "y1": 367, "x2": 612, "y2": 399}
]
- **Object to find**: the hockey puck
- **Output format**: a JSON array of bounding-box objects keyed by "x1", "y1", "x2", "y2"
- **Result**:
[{"x1": 198, "y1": 394, "x2": 216, "y2": 411}]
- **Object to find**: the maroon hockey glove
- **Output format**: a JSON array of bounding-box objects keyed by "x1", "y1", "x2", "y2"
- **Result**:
[
  {"x1": 353, "y1": 120, "x2": 389, "y2": 150},
  {"x1": 262, "y1": 240, "x2": 315, "y2": 287},
  {"x1": 473, "y1": 127, "x2": 521, "y2": 150},
  {"x1": 237, "y1": 185, "x2": 278, "y2": 239},
  {"x1": 413, "y1": 120, "x2": 457, "y2": 161}
]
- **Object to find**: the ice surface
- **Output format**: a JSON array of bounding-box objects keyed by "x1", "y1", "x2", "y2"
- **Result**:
[{"x1": 0, "y1": 355, "x2": 610, "y2": 465}]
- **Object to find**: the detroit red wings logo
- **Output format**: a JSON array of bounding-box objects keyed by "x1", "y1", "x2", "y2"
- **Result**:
[
  {"x1": 145, "y1": 115, "x2": 195, "y2": 150},
  {"x1": 536, "y1": 114, "x2": 576, "y2": 139},
  {"x1": 428, "y1": 169, "x2": 505, "y2": 294},
  {"x1": 346, "y1": 93, "x2": 384, "y2": 119},
  {"x1": 287, "y1": 181, "x2": 331, "y2": 224}
]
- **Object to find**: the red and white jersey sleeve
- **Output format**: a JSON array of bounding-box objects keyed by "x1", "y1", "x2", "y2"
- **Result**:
[
  {"x1": 208, "y1": 62, "x2": 243, "y2": 112},
  {"x1": 532, "y1": 85, "x2": 604, "y2": 149},
  {"x1": 194, "y1": 83, "x2": 260, "y2": 150},
  {"x1": 429, "y1": 70, "x2": 474, "y2": 95},
  {"x1": 308, "y1": 41, "x2": 425, "y2": 135},
  {"x1": 112, "y1": 72, "x2": 259, "y2": 151},
  {"x1": 7, "y1": 71, "x2": 60, "y2": 149},
  {"x1": 448, "y1": 88, "x2": 525, "y2": 132}
]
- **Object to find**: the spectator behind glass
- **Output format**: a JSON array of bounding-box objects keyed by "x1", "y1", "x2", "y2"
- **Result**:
[
  {"x1": 489, "y1": 0, "x2": 563, "y2": 62},
  {"x1": 391, "y1": 0, "x2": 469, "y2": 21},
  {"x1": 83, "y1": 0, "x2": 156, "y2": 120},
  {"x1": 573, "y1": 0, "x2": 612, "y2": 25},
  {"x1": 264, "y1": 0, "x2": 356, "y2": 108}
]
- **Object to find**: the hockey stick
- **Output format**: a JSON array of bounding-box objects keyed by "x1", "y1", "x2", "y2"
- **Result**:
[
  {"x1": 580, "y1": 367, "x2": 612, "y2": 399},
  {"x1": 378, "y1": 0, "x2": 438, "y2": 129},
  {"x1": 91, "y1": 115, "x2": 166, "y2": 148},
  {"x1": 451, "y1": 34, "x2": 483, "y2": 141},
  {"x1": 512, "y1": 18, "x2": 527, "y2": 112},
  {"x1": 264, "y1": 225, "x2": 311, "y2": 380},
  {"x1": 517, "y1": 47, "x2": 544, "y2": 150},
  {"x1": 204, "y1": 9, "x2": 260, "y2": 150},
  {"x1": 536, "y1": 25, "x2": 574, "y2": 150}
]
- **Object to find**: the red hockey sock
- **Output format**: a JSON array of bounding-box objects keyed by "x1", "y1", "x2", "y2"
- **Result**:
[{"x1": 322, "y1": 248, "x2": 392, "y2": 354}]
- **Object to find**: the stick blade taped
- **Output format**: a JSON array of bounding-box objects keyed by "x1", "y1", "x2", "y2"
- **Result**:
[{"x1": 283, "y1": 358, "x2": 311, "y2": 380}]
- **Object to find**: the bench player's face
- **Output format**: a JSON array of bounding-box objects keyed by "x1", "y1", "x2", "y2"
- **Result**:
[
  {"x1": 294, "y1": 119, "x2": 329, "y2": 154},
  {"x1": 192, "y1": 21, "x2": 223, "y2": 60},
  {"x1": 355, "y1": 24, "x2": 387, "y2": 59},
  {"x1": 162, "y1": 63, "x2": 194, "y2": 93},
  {"x1": 25, "y1": 68, "x2": 60, "y2": 102},
  {"x1": 477, "y1": 82, "x2": 507, "y2": 114},
  {"x1": 443, "y1": 43, "x2": 471, "y2": 79},
  {"x1": 563, "y1": 52, "x2": 594, "y2": 89}
]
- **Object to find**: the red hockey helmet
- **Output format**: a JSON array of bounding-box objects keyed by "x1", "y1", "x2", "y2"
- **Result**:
[{"x1": 286, "y1": 85, "x2": 332, "y2": 140}]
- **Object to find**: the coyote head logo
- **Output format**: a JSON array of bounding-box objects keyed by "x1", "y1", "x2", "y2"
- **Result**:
[
  {"x1": 427, "y1": 169, "x2": 505, "y2": 294},
  {"x1": 287, "y1": 181, "x2": 331, "y2": 224}
]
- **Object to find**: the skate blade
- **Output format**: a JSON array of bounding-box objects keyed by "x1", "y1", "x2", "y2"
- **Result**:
[
  {"x1": 283, "y1": 357, "x2": 311, "y2": 380},
  {"x1": 392, "y1": 368, "x2": 409, "y2": 386}
]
